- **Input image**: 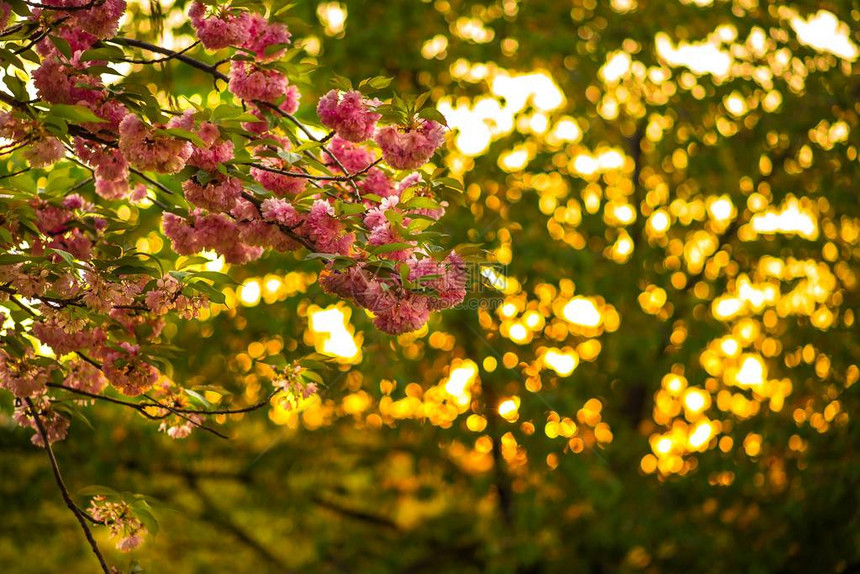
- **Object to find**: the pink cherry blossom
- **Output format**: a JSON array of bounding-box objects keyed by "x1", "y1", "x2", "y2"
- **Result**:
[
  {"x1": 327, "y1": 136, "x2": 376, "y2": 173},
  {"x1": 0, "y1": 350, "x2": 50, "y2": 398},
  {"x1": 118, "y1": 115, "x2": 193, "y2": 174},
  {"x1": 228, "y1": 61, "x2": 289, "y2": 103},
  {"x1": 359, "y1": 167, "x2": 398, "y2": 198},
  {"x1": 300, "y1": 199, "x2": 355, "y2": 255},
  {"x1": 68, "y1": 0, "x2": 127, "y2": 39},
  {"x1": 167, "y1": 111, "x2": 234, "y2": 170},
  {"x1": 63, "y1": 359, "x2": 108, "y2": 395},
  {"x1": 32, "y1": 316, "x2": 105, "y2": 356},
  {"x1": 182, "y1": 176, "x2": 242, "y2": 213},
  {"x1": 242, "y1": 13, "x2": 291, "y2": 61},
  {"x1": 162, "y1": 211, "x2": 264, "y2": 264},
  {"x1": 242, "y1": 87, "x2": 301, "y2": 133},
  {"x1": 261, "y1": 197, "x2": 299, "y2": 226},
  {"x1": 23, "y1": 136, "x2": 65, "y2": 168},
  {"x1": 36, "y1": 27, "x2": 97, "y2": 58},
  {"x1": 374, "y1": 119, "x2": 446, "y2": 169},
  {"x1": 410, "y1": 253, "x2": 467, "y2": 310},
  {"x1": 317, "y1": 90, "x2": 381, "y2": 142},
  {"x1": 372, "y1": 294, "x2": 430, "y2": 334},
  {"x1": 99, "y1": 342, "x2": 159, "y2": 397},
  {"x1": 13, "y1": 396, "x2": 70, "y2": 446},
  {"x1": 33, "y1": 53, "x2": 104, "y2": 105},
  {"x1": 189, "y1": 2, "x2": 250, "y2": 50}
]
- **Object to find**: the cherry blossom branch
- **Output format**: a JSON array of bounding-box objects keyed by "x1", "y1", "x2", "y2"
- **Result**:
[
  {"x1": 141, "y1": 393, "x2": 229, "y2": 439},
  {"x1": 48, "y1": 382, "x2": 277, "y2": 417},
  {"x1": 119, "y1": 41, "x2": 201, "y2": 65},
  {"x1": 240, "y1": 157, "x2": 381, "y2": 182},
  {"x1": 107, "y1": 38, "x2": 228, "y2": 82},
  {"x1": 0, "y1": 285, "x2": 149, "y2": 313},
  {"x1": 256, "y1": 101, "x2": 365, "y2": 200},
  {"x1": 239, "y1": 192, "x2": 317, "y2": 251},
  {"x1": 20, "y1": 0, "x2": 102, "y2": 12},
  {"x1": 0, "y1": 167, "x2": 30, "y2": 179},
  {"x1": 93, "y1": 39, "x2": 370, "y2": 201},
  {"x1": 24, "y1": 397, "x2": 111, "y2": 574}
]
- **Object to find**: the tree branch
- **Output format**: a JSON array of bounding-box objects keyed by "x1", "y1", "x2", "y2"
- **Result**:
[{"x1": 25, "y1": 397, "x2": 111, "y2": 574}]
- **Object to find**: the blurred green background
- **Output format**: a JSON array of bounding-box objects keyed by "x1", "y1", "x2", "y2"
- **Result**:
[{"x1": 2, "y1": 1, "x2": 859, "y2": 572}]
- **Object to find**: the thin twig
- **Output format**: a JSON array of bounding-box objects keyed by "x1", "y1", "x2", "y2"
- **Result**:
[
  {"x1": 142, "y1": 393, "x2": 230, "y2": 439},
  {"x1": 107, "y1": 38, "x2": 228, "y2": 82},
  {"x1": 241, "y1": 157, "x2": 381, "y2": 182},
  {"x1": 120, "y1": 41, "x2": 200, "y2": 65},
  {"x1": 25, "y1": 397, "x2": 111, "y2": 574},
  {"x1": 48, "y1": 382, "x2": 276, "y2": 417},
  {"x1": 20, "y1": 0, "x2": 101, "y2": 12}
]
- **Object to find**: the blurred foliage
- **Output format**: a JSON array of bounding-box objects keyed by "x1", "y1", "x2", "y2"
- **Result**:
[{"x1": 2, "y1": 0, "x2": 860, "y2": 572}]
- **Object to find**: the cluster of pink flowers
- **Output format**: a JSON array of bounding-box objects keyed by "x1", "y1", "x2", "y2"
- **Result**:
[
  {"x1": 244, "y1": 13, "x2": 291, "y2": 60},
  {"x1": 27, "y1": 196, "x2": 102, "y2": 260},
  {"x1": 162, "y1": 211, "x2": 265, "y2": 264},
  {"x1": 99, "y1": 342, "x2": 159, "y2": 397},
  {"x1": 188, "y1": 2, "x2": 250, "y2": 49},
  {"x1": 22, "y1": 136, "x2": 65, "y2": 168},
  {"x1": 242, "y1": 87, "x2": 300, "y2": 133},
  {"x1": 261, "y1": 197, "x2": 299, "y2": 226},
  {"x1": 301, "y1": 199, "x2": 356, "y2": 255},
  {"x1": 228, "y1": 61, "x2": 289, "y2": 103},
  {"x1": 143, "y1": 275, "x2": 206, "y2": 319},
  {"x1": 317, "y1": 90, "x2": 381, "y2": 142},
  {"x1": 13, "y1": 396, "x2": 70, "y2": 447},
  {"x1": 374, "y1": 119, "x2": 447, "y2": 170},
  {"x1": 148, "y1": 379, "x2": 204, "y2": 439},
  {"x1": 273, "y1": 363, "x2": 319, "y2": 411},
  {"x1": 31, "y1": 316, "x2": 106, "y2": 356},
  {"x1": 87, "y1": 496, "x2": 147, "y2": 552},
  {"x1": 189, "y1": 3, "x2": 290, "y2": 59},
  {"x1": 118, "y1": 115, "x2": 193, "y2": 174},
  {"x1": 50, "y1": 0, "x2": 127, "y2": 39},
  {"x1": 0, "y1": 112, "x2": 66, "y2": 170},
  {"x1": 168, "y1": 111, "x2": 235, "y2": 170},
  {"x1": 0, "y1": 0, "x2": 466, "y2": 470},
  {"x1": 359, "y1": 167, "x2": 400, "y2": 198},
  {"x1": 328, "y1": 136, "x2": 377, "y2": 173},
  {"x1": 249, "y1": 136, "x2": 307, "y2": 196},
  {"x1": 63, "y1": 359, "x2": 108, "y2": 395},
  {"x1": 79, "y1": 271, "x2": 144, "y2": 314},
  {"x1": 33, "y1": 52, "x2": 104, "y2": 105},
  {"x1": 0, "y1": 350, "x2": 51, "y2": 398},
  {"x1": 183, "y1": 176, "x2": 243, "y2": 213},
  {"x1": 320, "y1": 253, "x2": 466, "y2": 334},
  {"x1": 75, "y1": 139, "x2": 131, "y2": 200}
]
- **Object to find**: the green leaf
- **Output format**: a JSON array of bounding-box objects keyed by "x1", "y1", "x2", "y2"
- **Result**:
[
  {"x1": 184, "y1": 389, "x2": 212, "y2": 409},
  {"x1": 176, "y1": 256, "x2": 211, "y2": 270},
  {"x1": 49, "y1": 36, "x2": 72, "y2": 59},
  {"x1": 186, "y1": 280, "x2": 226, "y2": 305},
  {"x1": 53, "y1": 403, "x2": 94, "y2": 431},
  {"x1": 401, "y1": 197, "x2": 441, "y2": 210},
  {"x1": 79, "y1": 46, "x2": 126, "y2": 62},
  {"x1": 330, "y1": 73, "x2": 353, "y2": 92},
  {"x1": 415, "y1": 91, "x2": 431, "y2": 111},
  {"x1": 337, "y1": 202, "x2": 366, "y2": 216},
  {"x1": 417, "y1": 107, "x2": 448, "y2": 127},
  {"x1": 46, "y1": 104, "x2": 107, "y2": 124},
  {"x1": 159, "y1": 128, "x2": 206, "y2": 148},
  {"x1": 132, "y1": 502, "x2": 160, "y2": 537},
  {"x1": 3, "y1": 74, "x2": 27, "y2": 101},
  {"x1": 370, "y1": 242, "x2": 414, "y2": 255}
]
